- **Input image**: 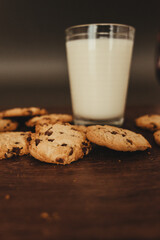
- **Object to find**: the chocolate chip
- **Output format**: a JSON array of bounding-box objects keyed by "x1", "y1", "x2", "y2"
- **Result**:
[
  {"x1": 48, "y1": 139, "x2": 55, "y2": 142},
  {"x1": 35, "y1": 139, "x2": 41, "y2": 146},
  {"x1": 15, "y1": 142, "x2": 20, "y2": 144},
  {"x1": 7, "y1": 123, "x2": 10, "y2": 127},
  {"x1": 69, "y1": 147, "x2": 73, "y2": 155},
  {"x1": 59, "y1": 132, "x2": 64, "y2": 134},
  {"x1": 45, "y1": 130, "x2": 53, "y2": 136},
  {"x1": 71, "y1": 127, "x2": 78, "y2": 131},
  {"x1": 56, "y1": 158, "x2": 64, "y2": 163},
  {"x1": 61, "y1": 143, "x2": 67, "y2": 146},
  {"x1": 82, "y1": 147, "x2": 88, "y2": 155},
  {"x1": 20, "y1": 133, "x2": 25, "y2": 136},
  {"x1": 27, "y1": 110, "x2": 33, "y2": 115},
  {"x1": 45, "y1": 127, "x2": 53, "y2": 136},
  {"x1": 122, "y1": 134, "x2": 126, "y2": 137},
  {"x1": 126, "y1": 139, "x2": 133, "y2": 145},
  {"x1": 151, "y1": 122, "x2": 157, "y2": 129},
  {"x1": 82, "y1": 141, "x2": 88, "y2": 146},
  {"x1": 111, "y1": 131, "x2": 118, "y2": 135},
  {"x1": 12, "y1": 147, "x2": 21, "y2": 155},
  {"x1": 27, "y1": 136, "x2": 32, "y2": 142}
]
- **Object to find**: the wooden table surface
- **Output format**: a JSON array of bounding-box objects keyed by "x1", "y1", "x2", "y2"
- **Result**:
[{"x1": 1, "y1": 106, "x2": 160, "y2": 240}]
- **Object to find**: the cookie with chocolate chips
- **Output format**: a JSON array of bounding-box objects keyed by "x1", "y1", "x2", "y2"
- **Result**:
[
  {"x1": 70, "y1": 125, "x2": 88, "y2": 134},
  {"x1": 0, "y1": 119, "x2": 18, "y2": 132},
  {"x1": 0, "y1": 107, "x2": 47, "y2": 118},
  {"x1": 26, "y1": 113, "x2": 73, "y2": 127},
  {"x1": 86, "y1": 125, "x2": 151, "y2": 152},
  {"x1": 0, "y1": 132, "x2": 31, "y2": 160},
  {"x1": 29, "y1": 123, "x2": 91, "y2": 165},
  {"x1": 135, "y1": 114, "x2": 160, "y2": 131},
  {"x1": 153, "y1": 130, "x2": 160, "y2": 146},
  {"x1": 35, "y1": 122, "x2": 87, "y2": 135}
]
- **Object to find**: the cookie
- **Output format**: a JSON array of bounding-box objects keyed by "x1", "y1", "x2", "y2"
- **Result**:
[
  {"x1": 69, "y1": 125, "x2": 88, "y2": 134},
  {"x1": 0, "y1": 107, "x2": 47, "y2": 118},
  {"x1": 86, "y1": 125, "x2": 151, "y2": 152},
  {"x1": 0, "y1": 132, "x2": 31, "y2": 160},
  {"x1": 135, "y1": 114, "x2": 160, "y2": 131},
  {"x1": 153, "y1": 130, "x2": 160, "y2": 146},
  {"x1": 35, "y1": 122, "x2": 87, "y2": 134},
  {"x1": 25, "y1": 113, "x2": 73, "y2": 127},
  {"x1": 0, "y1": 119, "x2": 18, "y2": 132},
  {"x1": 29, "y1": 123, "x2": 91, "y2": 165}
]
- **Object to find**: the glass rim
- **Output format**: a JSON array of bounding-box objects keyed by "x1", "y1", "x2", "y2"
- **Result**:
[{"x1": 65, "y1": 23, "x2": 135, "y2": 34}]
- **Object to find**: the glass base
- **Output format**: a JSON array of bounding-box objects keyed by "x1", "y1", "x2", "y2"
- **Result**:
[{"x1": 74, "y1": 116, "x2": 124, "y2": 126}]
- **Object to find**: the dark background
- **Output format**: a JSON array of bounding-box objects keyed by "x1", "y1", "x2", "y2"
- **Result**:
[{"x1": 0, "y1": 0, "x2": 160, "y2": 108}]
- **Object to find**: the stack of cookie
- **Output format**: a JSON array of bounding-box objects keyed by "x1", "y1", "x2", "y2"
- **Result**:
[
  {"x1": 0, "y1": 107, "x2": 152, "y2": 165},
  {"x1": 0, "y1": 107, "x2": 47, "y2": 160},
  {"x1": 135, "y1": 114, "x2": 160, "y2": 146},
  {"x1": 0, "y1": 107, "x2": 91, "y2": 164}
]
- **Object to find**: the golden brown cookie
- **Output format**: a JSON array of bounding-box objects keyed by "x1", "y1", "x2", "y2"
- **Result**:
[
  {"x1": 35, "y1": 122, "x2": 87, "y2": 135},
  {"x1": 70, "y1": 125, "x2": 88, "y2": 134},
  {"x1": 0, "y1": 119, "x2": 18, "y2": 132},
  {"x1": 0, "y1": 132, "x2": 31, "y2": 160},
  {"x1": 29, "y1": 123, "x2": 91, "y2": 165},
  {"x1": 0, "y1": 107, "x2": 47, "y2": 118},
  {"x1": 135, "y1": 114, "x2": 160, "y2": 131},
  {"x1": 153, "y1": 130, "x2": 160, "y2": 146},
  {"x1": 87, "y1": 125, "x2": 151, "y2": 152},
  {"x1": 26, "y1": 113, "x2": 73, "y2": 127}
]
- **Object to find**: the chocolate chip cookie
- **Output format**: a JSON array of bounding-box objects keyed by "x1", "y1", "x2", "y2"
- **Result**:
[
  {"x1": 70, "y1": 125, "x2": 88, "y2": 134},
  {"x1": 29, "y1": 123, "x2": 91, "y2": 165},
  {"x1": 153, "y1": 130, "x2": 160, "y2": 146},
  {"x1": 26, "y1": 113, "x2": 73, "y2": 127},
  {"x1": 87, "y1": 125, "x2": 151, "y2": 151},
  {"x1": 0, "y1": 107, "x2": 47, "y2": 118},
  {"x1": 35, "y1": 122, "x2": 87, "y2": 135},
  {"x1": 0, "y1": 119, "x2": 18, "y2": 132},
  {"x1": 0, "y1": 132, "x2": 31, "y2": 160},
  {"x1": 135, "y1": 114, "x2": 160, "y2": 131}
]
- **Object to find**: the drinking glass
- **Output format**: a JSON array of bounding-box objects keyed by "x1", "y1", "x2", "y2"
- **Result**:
[{"x1": 65, "y1": 23, "x2": 135, "y2": 126}]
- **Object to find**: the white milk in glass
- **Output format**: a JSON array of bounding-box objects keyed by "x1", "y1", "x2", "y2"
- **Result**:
[{"x1": 66, "y1": 38, "x2": 133, "y2": 121}]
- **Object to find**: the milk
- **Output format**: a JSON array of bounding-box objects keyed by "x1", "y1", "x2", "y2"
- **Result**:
[{"x1": 66, "y1": 38, "x2": 133, "y2": 121}]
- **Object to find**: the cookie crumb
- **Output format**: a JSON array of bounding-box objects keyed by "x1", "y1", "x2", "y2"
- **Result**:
[
  {"x1": 40, "y1": 212, "x2": 50, "y2": 220},
  {"x1": 40, "y1": 211, "x2": 60, "y2": 222},
  {"x1": 5, "y1": 194, "x2": 10, "y2": 200}
]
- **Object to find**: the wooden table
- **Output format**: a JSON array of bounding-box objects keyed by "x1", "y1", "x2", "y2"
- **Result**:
[{"x1": 1, "y1": 106, "x2": 160, "y2": 240}]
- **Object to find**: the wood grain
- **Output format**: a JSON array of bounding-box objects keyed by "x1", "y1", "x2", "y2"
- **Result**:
[{"x1": 0, "y1": 106, "x2": 160, "y2": 240}]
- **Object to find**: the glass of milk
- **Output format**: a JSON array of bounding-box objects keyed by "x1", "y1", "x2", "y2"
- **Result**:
[{"x1": 65, "y1": 23, "x2": 135, "y2": 126}]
